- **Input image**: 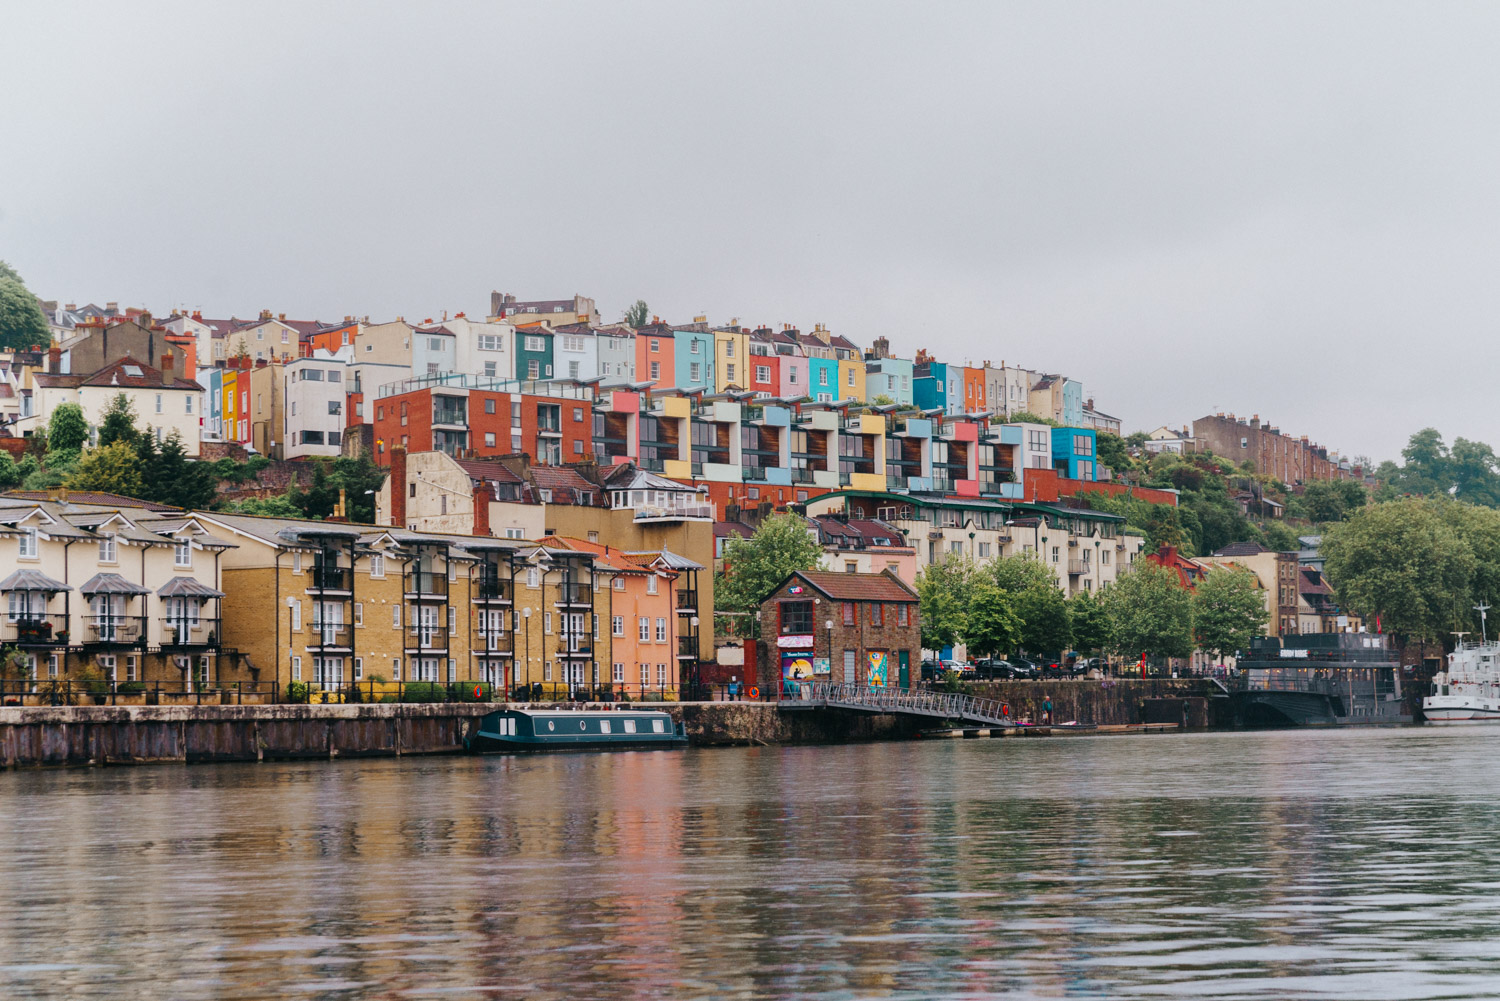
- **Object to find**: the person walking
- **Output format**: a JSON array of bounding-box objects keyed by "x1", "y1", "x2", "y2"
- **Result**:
[{"x1": 1042, "y1": 696, "x2": 1053, "y2": 725}]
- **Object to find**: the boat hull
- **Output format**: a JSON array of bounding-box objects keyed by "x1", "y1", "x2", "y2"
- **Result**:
[
  {"x1": 468, "y1": 708, "x2": 689, "y2": 754},
  {"x1": 1423, "y1": 697, "x2": 1500, "y2": 724}
]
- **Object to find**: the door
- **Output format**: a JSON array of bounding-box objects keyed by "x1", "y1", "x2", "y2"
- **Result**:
[
  {"x1": 899, "y1": 650, "x2": 910, "y2": 689},
  {"x1": 418, "y1": 606, "x2": 438, "y2": 649}
]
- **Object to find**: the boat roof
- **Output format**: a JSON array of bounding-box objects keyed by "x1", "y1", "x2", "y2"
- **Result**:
[{"x1": 502, "y1": 707, "x2": 674, "y2": 717}]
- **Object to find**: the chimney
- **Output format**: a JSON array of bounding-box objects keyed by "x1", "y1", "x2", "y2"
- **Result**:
[
  {"x1": 473, "y1": 483, "x2": 492, "y2": 536},
  {"x1": 161, "y1": 352, "x2": 175, "y2": 385},
  {"x1": 47, "y1": 347, "x2": 60, "y2": 374},
  {"x1": 106, "y1": 301, "x2": 119, "y2": 314},
  {"x1": 1250, "y1": 415, "x2": 1260, "y2": 429},
  {"x1": 390, "y1": 447, "x2": 407, "y2": 528},
  {"x1": 260, "y1": 309, "x2": 272, "y2": 320}
]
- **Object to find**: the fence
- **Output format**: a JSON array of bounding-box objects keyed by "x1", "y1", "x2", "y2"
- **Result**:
[{"x1": 0, "y1": 679, "x2": 280, "y2": 707}]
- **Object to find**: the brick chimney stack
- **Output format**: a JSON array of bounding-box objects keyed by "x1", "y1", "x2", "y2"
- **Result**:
[
  {"x1": 161, "y1": 352, "x2": 175, "y2": 385},
  {"x1": 390, "y1": 447, "x2": 407, "y2": 528},
  {"x1": 473, "y1": 483, "x2": 492, "y2": 536},
  {"x1": 47, "y1": 347, "x2": 60, "y2": 374}
]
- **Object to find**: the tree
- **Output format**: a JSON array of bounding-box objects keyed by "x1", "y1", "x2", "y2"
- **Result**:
[
  {"x1": 916, "y1": 554, "x2": 981, "y2": 651},
  {"x1": 1261, "y1": 520, "x2": 1301, "y2": 552},
  {"x1": 1016, "y1": 584, "x2": 1073, "y2": 653},
  {"x1": 1095, "y1": 431, "x2": 1134, "y2": 476},
  {"x1": 97, "y1": 393, "x2": 140, "y2": 448},
  {"x1": 1303, "y1": 479, "x2": 1369, "y2": 523},
  {"x1": 1006, "y1": 410, "x2": 1055, "y2": 426},
  {"x1": 231, "y1": 494, "x2": 302, "y2": 517},
  {"x1": 623, "y1": 300, "x2": 649, "y2": 328},
  {"x1": 0, "y1": 261, "x2": 22, "y2": 283},
  {"x1": 149, "y1": 431, "x2": 218, "y2": 509},
  {"x1": 1192, "y1": 566, "x2": 1268, "y2": 661},
  {"x1": 1101, "y1": 562, "x2": 1194, "y2": 660},
  {"x1": 65, "y1": 442, "x2": 145, "y2": 498},
  {"x1": 0, "y1": 273, "x2": 48, "y2": 350},
  {"x1": 962, "y1": 581, "x2": 1023, "y2": 659},
  {"x1": 47, "y1": 403, "x2": 88, "y2": 454},
  {"x1": 294, "y1": 460, "x2": 340, "y2": 520},
  {"x1": 0, "y1": 452, "x2": 20, "y2": 491},
  {"x1": 1068, "y1": 589, "x2": 1113, "y2": 655},
  {"x1": 332, "y1": 455, "x2": 386, "y2": 523},
  {"x1": 713, "y1": 514, "x2": 823, "y2": 640},
  {"x1": 987, "y1": 551, "x2": 1056, "y2": 593},
  {"x1": 1321, "y1": 498, "x2": 1475, "y2": 643},
  {"x1": 870, "y1": 394, "x2": 897, "y2": 406}
]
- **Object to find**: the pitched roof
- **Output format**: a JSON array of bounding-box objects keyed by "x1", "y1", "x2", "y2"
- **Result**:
[
  {"x1": 529, "y1": 465, "x2": 597, "y2": 501},
  {"x1": 34, "y1": 356, "x2": 201, "y2": 392},
  {"x1": 157, "y1": 576, "x2": 225, "y2": 598},
  {"x1": 0, "y1": 569, "x2": 69, "y2": 592},
  {"x1": 715, "y1": 520, "x2": 754, "y2": 540},
  {"x1": 789, "y1": 569, "x2": 917, "y2": 603},
  {"x1": 454, "y1": 458, "x2": 523, "y2": 485},
  {"x1": 1213, "y1": 542, "x2": 1270, "y2": 557},
  {"x1": 79, "y1": 572, "x2": 151, "y2": 595},
  {"x1": 2, "y1": 491, "x2": 180, "y2": 512}
]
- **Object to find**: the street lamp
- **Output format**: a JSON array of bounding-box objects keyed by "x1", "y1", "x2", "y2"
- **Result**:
[
  {"x1": 522, "y1": 606, "x2": 532, "y2": 699},
  {"x1": 826, "y1": 618, "x2": 834, "y2": 686}
]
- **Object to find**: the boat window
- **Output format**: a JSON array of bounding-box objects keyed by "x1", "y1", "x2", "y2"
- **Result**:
[
  {"x1": 600, "y1": 720, "x2": 611, "y2": 734},
  {"x1": 579, "y1": 720, "x2": 587, "y2": 731},
  {"x1": 623, "y1": 719, "x2": 637, "y2": 733},
  {"x1": 652, "y1": 719, "x2": 665, "y2": 733},
  {"x1": 547, "y1": 721, "x2": 555, "y2": 731}
]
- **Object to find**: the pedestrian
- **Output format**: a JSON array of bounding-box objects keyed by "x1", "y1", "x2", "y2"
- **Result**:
[{"x1": 1043, "y1": 696, "x2": 1053, "y2": 724}]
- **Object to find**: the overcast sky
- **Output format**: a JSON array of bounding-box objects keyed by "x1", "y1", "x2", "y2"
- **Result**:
[{"x1": 5, "y1": 1, "x2": 1499, "y2": 462}]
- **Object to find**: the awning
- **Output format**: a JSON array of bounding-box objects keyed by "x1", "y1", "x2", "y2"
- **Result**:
[
  {"x1": 157, "y1": 577, "x2": 225, "y2": 598},
  {"x1": 0, "y1": 569, "x2": 69, "y2": 593},
  {"x1": 79, "y1": 572, "x2": 151, "y2": 596}
]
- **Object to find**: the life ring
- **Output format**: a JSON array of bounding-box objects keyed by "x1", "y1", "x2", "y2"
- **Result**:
[
  {"x1": 472, "y1": 684, "x2": 482, "y2": 700},
  {"x1": 748, "y1": 686, "x2": 760, "y2": 699}
]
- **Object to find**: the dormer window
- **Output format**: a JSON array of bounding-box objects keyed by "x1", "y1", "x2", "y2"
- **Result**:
[
  {"x1": 174, "y1": 537, "x2": 192, "y2": 567},
  {"x1": 18, "y1": 527, "x2": 37, "y2": 559}
]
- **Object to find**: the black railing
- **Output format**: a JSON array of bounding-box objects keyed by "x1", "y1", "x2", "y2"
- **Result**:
[
  {"x1": 473, "y1": 578, "x2": 512, "y2": 602},
  {"x1": 0, "y1": 678, "x2": 685, "y2": 707},
  {"x1": 405, "y1": 572, "x2": 449, "y2": 598},
  {"x1": 307, "y1": 567, "x2": 352, "y2": 591},
  {"x1": 675, "y1": 588, "x2": 697, "y2": 612},
  {"x1": 160, "y1": 617, "x2": 222, "y2": 648},
  {"x1": 406, "y1": 627, "x2": 450, "y2": 652},
  {"x1": 473, "y1": 627, "x2": 513, "y2": 654},
  {"x1": 0, "y1": 679, "x2": 279, "y2": 706},
  {"x1": 0, "y1": 614, "x2": 71, "y2": 645},
  {"x1": 307, "y1": 624, "x2": 352, "y2": 649},
  {"x1": 555, "y1": 583, "x2": 591, "y2": 605},
  {"x1": 83, "y1": 615, "x2": 148, "y2": 646}
]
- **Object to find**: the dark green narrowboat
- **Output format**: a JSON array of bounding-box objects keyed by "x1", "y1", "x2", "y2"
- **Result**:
[{"x1": 467, "y1": 708, "x2": 688, "y2": 753}]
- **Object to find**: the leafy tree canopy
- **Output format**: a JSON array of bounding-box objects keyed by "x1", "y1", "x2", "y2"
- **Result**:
[
  {"x1": 623, "y1": 300, "x2": 649, "y2": 328},
  {"x1": 916, "y1": 554, "x2": 980, "y2": 651},
  {"x1": 65, "y1": 441, "x2": 145, "y2": 498},
  {"x1": 47, "y1": 403, "x2": 88, "y2": 454},
  {"x1": 97, "y1": 393, "x2": 141, "y2": 448},
  {"x1": 0, "y1": 273, "x2": 48, "y2": 350},
  {"x1": 1192, "y1": 566, "x2": 1268, "y2": 660},
  {"x1": 1068, "y1": 588, "x2": 1112, "y2": 654},
  {"x1": 1101, "y1": 561, "x2": 1194, "y2": 660},
  {"x1": 1015, "y1": 584, "x2": 1072, "y2": 654},
  {"x1": 713, "y1": 514, "x2": 823, "y2": 640},
  {"x1": 962, "y1": 580, "x2": 1023, "y2": 659}
]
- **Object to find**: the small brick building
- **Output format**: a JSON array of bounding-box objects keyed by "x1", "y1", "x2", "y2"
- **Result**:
[{"x1": 757, "y1": 569, "x2": 920, "y2": 693}]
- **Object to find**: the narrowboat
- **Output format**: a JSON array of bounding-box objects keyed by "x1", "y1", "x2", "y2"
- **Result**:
[{"x1": 467, "y1": 708, "x2": 689, "y2": 753}]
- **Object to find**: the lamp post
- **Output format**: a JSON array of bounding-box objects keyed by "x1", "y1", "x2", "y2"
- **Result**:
[
  {"x1": 522, "y1": 606, "x2": 532, "y2": 699},
  {"x1": 826, "y1": 618, "x2": 834, "y2": 686},
  {"x1": 689, "y1": 614, "x2": 700, "y2": 698}
]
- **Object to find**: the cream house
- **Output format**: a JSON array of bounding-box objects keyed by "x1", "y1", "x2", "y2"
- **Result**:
[{"x1": 23, "y1": 357, "x2": 204, "y2": 455}]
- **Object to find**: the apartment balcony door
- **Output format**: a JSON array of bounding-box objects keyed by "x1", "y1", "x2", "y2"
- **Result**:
[{"x1": 417, "y1": 605, "x2": 439, "y2": 649}]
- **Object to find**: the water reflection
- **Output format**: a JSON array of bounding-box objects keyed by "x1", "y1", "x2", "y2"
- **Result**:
[{"x1": 3, "y1": 728, "x2": 1500, "y2": 998}]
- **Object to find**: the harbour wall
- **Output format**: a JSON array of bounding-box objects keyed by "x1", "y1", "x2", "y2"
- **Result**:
[{"x1": 0, "y1": 680, "x2": 1212, "y2": 769}]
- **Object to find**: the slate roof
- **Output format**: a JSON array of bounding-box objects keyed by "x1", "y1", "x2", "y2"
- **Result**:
[
  {"x1": 157, "y1": 576, "x2": 225, "y2": 598},
  {"x1": 2, "y1": 491, "x2": 181, "y2": 512},
  {"x1": 33, "y1": 356, "x2": 201, "y2": 392},
  {"x1": 788, "y1": 569, "x2": 917, "y2": 603},
  {"x1": 80, "y1": 572, "x2": 151, "y2": 595},
  {"x1": 529, "y1": 465, "x2": 597, "y2": 502},
  {"x1": 1212, "y1": 542, "x2": 1271, "y2": 557},
  {"x1": 0, "y1": 569, "x2": 69, "y2": 592},
  {"x1": 454, "y1": 458, "x2": 524, "y2": 484}
]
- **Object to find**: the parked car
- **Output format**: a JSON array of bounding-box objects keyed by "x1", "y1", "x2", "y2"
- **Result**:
[
  {"x1": 941, "y1": 659, "x2": 976, "y2": 679},
  {"x1": 975, "y1": 658, "x2": 1011, "y2": 680},
  {"x1": 920, "y1": 659, "x2": 942, "y2": 683},
  {"x1": 1009, "y1": 656, "x2": 1040, "y2": 679}
]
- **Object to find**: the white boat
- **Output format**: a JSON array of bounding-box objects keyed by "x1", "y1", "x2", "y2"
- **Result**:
[{"x1": 1424, "y1": 636, "x2": 1500, "y2": 723}]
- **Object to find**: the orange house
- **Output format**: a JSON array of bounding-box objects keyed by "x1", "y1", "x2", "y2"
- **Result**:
[
  {"x1": 542, "y1": 535, "x2": 681, "y2": 698},
  {"x1": 302, "y1": 321, "x2": 359, "y2": 356},
  {"x1": 962, "y1": 366, "x2": 987, "y2": 414},
  {"x1": 633, "y1": 321, "x2": 676, "y2": 390}
]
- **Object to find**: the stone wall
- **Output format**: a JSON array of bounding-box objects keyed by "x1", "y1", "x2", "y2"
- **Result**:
[{"x1": 960, "y1": 678, "x2": 1211, "y2": 725}]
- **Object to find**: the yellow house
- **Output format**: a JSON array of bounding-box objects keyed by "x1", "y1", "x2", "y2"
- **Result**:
[
  {"x1": 713, "y1": 327, "x2": 751, "y2": 392},
  {"x1": 837, "y1": 357, "x2": 866, "y2": 403}
]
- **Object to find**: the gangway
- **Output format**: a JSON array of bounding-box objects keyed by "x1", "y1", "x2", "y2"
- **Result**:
[{"x1": 781, "y1": 681, "x2": 1013, "y2": 727}]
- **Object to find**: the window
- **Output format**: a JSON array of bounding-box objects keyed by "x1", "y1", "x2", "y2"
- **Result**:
[
  {"x1": 779, "y1": 600, "x2": 813, "y2": 634},
  {"x1": 843, "y1": 602, "x2": 855, "y2": 625},
  {"x1": 429, "y1": 337, "x2": 444, "y2": 352},
  {"x1": 392, "y1": 657, "x2": 401, "y2": 681},
  {"x1": 371, "y1": 554, "x2": 384, "y2": 578},
  {"x1": 647, "y1": 576, "x2": 658, "y2": 595},
  {"x1": 847, "y1": 369, "x2": 855, "y2": 387},
  {"x1": 185, "y1": 396, "x2": 193, "y2": 414},
  {"x1": 354, "y1": 657, "x2": 364, "y2": 681},
  {"x1": 544, "y1": 612, "x2": 552, "y2": 634},
  {"x1": 174, "y1": 537, "x2": 191, "y2": 567},
  {"x1": 978, "y1": 542, "x2": 991, "y2": 558},
  {"x1": 689, "y1": 362, "x2": 701, "y2": 382},
  {"x1": 328, "y1": 401, "x2": 341, "y2": 415},
  {"x1": 640, "y1": 664, "x2": 650, "y2": 687},
  {"x1": 870, "y1": 604, "x2": 883, "y2": 626},
  {"x1": 1074, "y1": 435, "x2": 1092, "y2": 456},
  {"x1": 449, "y1": 607, "x2": 457, "y2": 636},
  {"x1": 690, "y1": 340, "x2": 700, "y2": 354},
  {"x1": 726, "y1": 363, "x2": 735, "y2": 383},
  {"x1": 392, "y1": 605, "x2": 401, "y2": 628},
  {"x1": 155, "y1": 394, "x2": 164, "y2": 413},
  {"x1": 354, "y1": 603, "x2": 363, "y2": 626},
  {"x1": 613, "y1": 662, "x2": 624, "y2": 683},
  {"x1": 656, "y1": 617, "x2": 667, "y2": 642},
  {"x1": 544, "y1": 661, "x2": 553, "y2": 681},
  {"x1": 756, "y1": 365, "x2": 770, "y2": 383},
  {"x1": 485, "y1": 398, "x2": 496, "y2": 414},
  {"x1": 525, "y1": 335, "x2": 544, "y2": 352},
  {"x1": 819, "y1": 368, "x2": 829, "y2": 387},
  {"x1": 99, "y1": 533, "x2": 116, "y2": 563},
  {"x1": 478, "y1": 334, "x2": 503, "y2": 351},
  {"x1": 788, "y1": 367, "x2": 798, "y2": 385},
  {"x1": 527, "y1": 360, "x2": 539, "y2": 379},
  {"x1": 291, "y1": 600, "x2": 302, "y2": 631},
  {"x1": 650, "y1": 339, "x2": 660, "y2": 351},
  {"x1": 638, "y1": 616, "x2": 650, "y2": 641},
  {"x1": 484, "y1": 361, "x2": 497, "y2": 377},
  {"x1": 650, "y1": 361, "x2": 660, "y2": 380},
  {"x1": 898, "y1": 604, "x2": 909, "y2": 627},
  {"x1": 527, "y1": 567, "x2": 539, "y2": 588},
  {"x1": 1052, "y1": 546, "x2": 1060, "y2": 563},
  {"x1": 724, "y1": 340, "x2": 734, "y2": 358},
  {"x1": 1102, "y1": 550, "x2": 1111, "y2": 566},
  {"x1": 292, "y1": 656, "x2": 302, "y2": 681},
  {"x1": 613, "y1": 615, "x2": 624, "y2": 636},
  {"x1": 485, "y1": 432, "x2": 496, "y2": 447}
]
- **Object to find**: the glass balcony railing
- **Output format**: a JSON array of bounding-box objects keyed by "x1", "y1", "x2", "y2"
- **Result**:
[{"x1": 161, "y1": 617, "x2": 221, "y2": 648}]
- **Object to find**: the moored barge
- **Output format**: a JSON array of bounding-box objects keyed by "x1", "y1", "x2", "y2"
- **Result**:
[
  {"x1": 1230, "y1": 633, "x2": 1410, "y2": 726},
  {"x1": 467, "y1": 708, "x2": 688, "y2": 753}
]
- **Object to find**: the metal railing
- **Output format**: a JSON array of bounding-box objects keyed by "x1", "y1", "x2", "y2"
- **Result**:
[
  {"x1": 633, "y1": 502, "x2": 715, "y2": 521},
  {"x1": 0, "y1": 614, "x2": 71, "y2": 645},
  {"x1": 83, "y1": 615, "x2": 148, "y2": 645},
  {"x1": 307, "y1": 568, "x2": 352, "y2": 591},
  {"x1": 160, "y1": 617, "x2": 222, "y2": 648},
  {"x1": 405, "y1": 572, "x2": 450, "y2": 598},
  {"x1": 675, "y1": 589, "x2": 697, "y2": 612},
  {"x1": 789, "y1": 681, "x2": 1013, "y2": 726},
  {"x1": 555, "y1": 583, "x2": 592, "y2": 605},
  {"x1": 0, "y1": 679, "x2": 279, "y2": 706},
  {"x1": 473, "y1": 627, "x2": 513, "y2": 653},
  {"x1": 405, "y1": 627, "x2": 449, "y2": 652},
  {"x1": 472, "y1": 579, "x2": 512, "y2": 602},
  {"x1": 307, "y1": 624, "x2": 353, "y2": 648}
]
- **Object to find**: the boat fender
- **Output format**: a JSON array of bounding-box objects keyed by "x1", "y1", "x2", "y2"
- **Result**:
[{"x1": 749, "y1": 687, "x2": 759, "y2": 699}]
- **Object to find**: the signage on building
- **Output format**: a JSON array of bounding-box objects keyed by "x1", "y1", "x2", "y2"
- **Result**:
[
  {"x1": 781, "y1": 651, "x2": 815, "y2": 682},
  {"x1": 813, "y1": 658, "x2": 830, "y2": 675},
  {"x1": 778, "y1": 634, "x2": 814, "y2": 649}
]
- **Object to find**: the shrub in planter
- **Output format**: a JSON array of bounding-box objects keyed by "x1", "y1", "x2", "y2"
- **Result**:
[
  {"x1": 286, "y1": 681, "x2": 311, "y2": 704},
  {"x1": 398, "y1": 682, "x2": 446, "y2": 703},
  {"x1": 116, "y1": 681, "x2": 146, "y2": 695},
  {"x1": 446, "y1": 682, "x2": 492, "y2": 703}
]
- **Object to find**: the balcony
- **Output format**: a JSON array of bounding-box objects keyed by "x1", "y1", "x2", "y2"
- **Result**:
[
  {"x1": 632, "y1": 502, "x2": 715, "y2": 523},
  {"x1": 1068, "y1": 560, "x2": 1089, "y2": 576},
  {"x1": 405, "y1": 572, "x2": 450, "y2": 599},
  {"x1": 678, "y1": 636, "x2": 698, "y2": 658},
  {"x1": 555, "y1": 583, "x2": 592, "y2": 607},
  {"x1": 471, "y1": 578, "x2": 513, "y2": 603},
  {"x1": 558, "y1": 636, "x2": 593, "y2": 655},
  {"x1": 160, "y1": 617, "x2": 222, "y2": 649},
  {"x1": 307, "y1": 624, "x2": 353, "y2": 650},
  {"x1": 675, "y1": 588, "x2": 697, "y2": 612},
  {"x1": 473, "y1": 627, "x2": 513, "y2": 655},
  {"x1": 83, "y1": 615, "x2": 148, "y2": 646},
  {"x1": 0, "y1": 614, "x2": 70, "y2": 646},
  {"x1": 406, "y1": 628, "x2": 449, "y2": 653},
  {"x1": 306, "y1": 567, "x2": 352, "y2": 593}
]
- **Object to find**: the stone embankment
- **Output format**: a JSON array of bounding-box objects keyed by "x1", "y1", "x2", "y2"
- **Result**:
[{"x1": 0, "y1": 679, "x2": 1216, "y2": 768}]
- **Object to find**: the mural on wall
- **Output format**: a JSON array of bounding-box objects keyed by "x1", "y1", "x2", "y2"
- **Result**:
[
  {"x1": 781, "y1": 651, "x2": 815, "y2": 682},
  {"x1": 868, "y1": 651, "x2": 889, "y2": 687}
]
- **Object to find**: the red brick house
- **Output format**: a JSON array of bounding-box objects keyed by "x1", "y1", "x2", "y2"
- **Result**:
[{"x1": 757, "y1": 569, "x2": 920, "y2": 693}]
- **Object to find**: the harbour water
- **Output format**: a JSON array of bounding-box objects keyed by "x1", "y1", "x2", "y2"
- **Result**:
[{"x1": 4, "y1": 727, "x2": 1500, "y2": 999}]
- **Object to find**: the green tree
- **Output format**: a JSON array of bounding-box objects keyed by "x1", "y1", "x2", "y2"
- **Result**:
[
  {"x1": 1068, "y1": 588, "x2": 1113, "y2": 655},
  {"x1": 1260, "y1": 520, "x2": 1301, "y2": 552},
  {"x1": 1450, "y1": 438, "x2": 1500, "y2": 507},
  {"x1": 0, "y1": 273, "x2": 48, "y2": 350},
  {"x1": 331, "y1": 455, "x2": 386, "y2": 523},
  {"x1": 1321, "y1": 498, "x2": 1475, "y2": 643},
  {"x1": 870, "y1": 393, "x2": 897, "y2": 406},
  {"x1": 1302, "y1": 479, "x2": 1369, "y2": 523},
  {"x1": 47, "y1": 403, "x2": 88, "y2": 454},
  {"x1": 65, "y1": 441, "x2": 146, "y2": 497},
  {"x1": 1016, "y1": 584, "x2": 1073, "y2": 653},
  {"x1": 623, "y1": 300, "x2": 649, "y2": 327},
  {"x1": 293, "y1": 460, "x2": 340, "y2": 520},
  {"x1": 713, "y1": 514, "x2": 823, "y2": 640},
  {"x1": 0, "y1": 451, "x2": 21, "y2": 491},
  {"x1": 97, "y1": 393, "x2": 140, "y2": 448},
  {"x1": 149, "y1": 431, "x2": 219, "y2": 509},
  {"x1": 962, "y1": 581, "x2": 1023, "y2": 659},
  {"x1": 916, "y1": 554, "x2": 981, "y2": 651},
  {"x1": 986, "y1": 550, "x2": 1056, "y2": 593},
  {"x1": 1192, "y1": 566, "x2": 1269, "y2": 661},
  {"x1": 231, "y1": 494, "x2": 302, "y2": 517},
  {"x1": 1101, "y1": 561, "x2": 1194, "y2": 660},
  {"x1": 1006, "y1": 410, "x2": 1055, "y2": 426},
  {"x1": 1095, "y1": 431, "x2": 1134, "y2": 475}
]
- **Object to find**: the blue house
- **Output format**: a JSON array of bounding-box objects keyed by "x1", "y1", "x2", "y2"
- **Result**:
[
  {"x1": 808, "y1": 357, "x2": 839, "y2": 402},
  {"x1": 673, "y1": 330, "x2": 714, "y2": 392},
  {"x1": 1051, "y1": 426, "x2": 1097, "y2": 481},
  {"x1": 913, "y1": 361, "x2": 948, "y2": 412}
]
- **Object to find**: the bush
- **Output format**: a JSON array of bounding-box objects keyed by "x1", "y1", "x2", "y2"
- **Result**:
[
  {"x1": 116, "y1": 681, "x2": 145, "y2": 695},
  {"x1": 447, "y1": 681, "x2": 493, "y2": 703},
  {"x1": 398, "y1": 682, "x2": 447, "y2": 703},
  {"x1": 286, "y1": 681, "x2": 310, "y2": 703}
]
